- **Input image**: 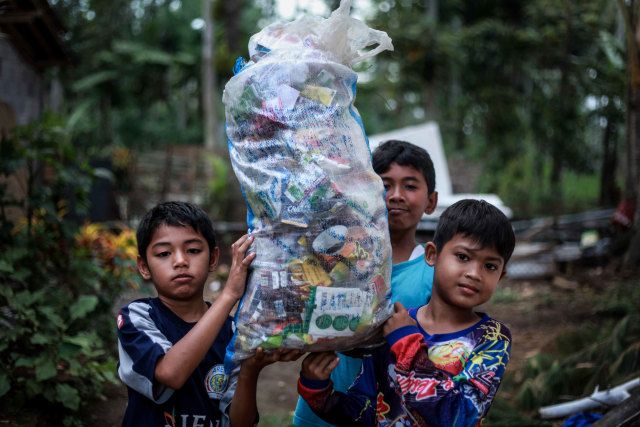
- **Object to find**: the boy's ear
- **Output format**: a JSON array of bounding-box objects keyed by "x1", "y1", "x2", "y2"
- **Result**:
[
  {"x1": 425, "y1": 242, "x2": 437, "y2": 266},
  {"x1": 137, "y1": 256, "x2": 152, "y2": 280},
  {"x1": 500, "y1": 267, "x2": 507, "y2": 280},
  {"x1": 209, "y1": 246, "x2": 220, "y2": 272},
  {"x1": 424, "y1": 191, "x2": 438, "y2": 215}
]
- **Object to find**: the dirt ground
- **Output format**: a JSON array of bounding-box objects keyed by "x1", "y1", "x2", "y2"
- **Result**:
[{"x1": 84, "y1": 272, "x2": 603, "y2": 426}]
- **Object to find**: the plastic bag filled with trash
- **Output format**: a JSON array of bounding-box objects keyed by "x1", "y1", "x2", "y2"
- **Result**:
[{"x1": 223, "y1": 0, "x2": 394, "y2": 361}]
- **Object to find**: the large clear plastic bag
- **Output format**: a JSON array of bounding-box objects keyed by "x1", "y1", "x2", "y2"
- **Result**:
[{"x1": 223, "y1": 0, "x2": 394, "y2": 361}]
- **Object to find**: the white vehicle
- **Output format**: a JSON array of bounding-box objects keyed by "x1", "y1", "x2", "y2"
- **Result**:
[{"x1": 368, "y1": 122, "x2": 513, "y2": 230}]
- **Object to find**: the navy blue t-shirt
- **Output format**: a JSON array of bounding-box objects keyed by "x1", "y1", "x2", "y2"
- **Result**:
[{"x1": 117, "y1": 297, "x2": 233, "y2": 427}]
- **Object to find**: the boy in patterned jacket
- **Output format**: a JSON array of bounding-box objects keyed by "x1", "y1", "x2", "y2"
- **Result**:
[{"x1": 298, "y1": 199, "x2": 515, "y2": 426}]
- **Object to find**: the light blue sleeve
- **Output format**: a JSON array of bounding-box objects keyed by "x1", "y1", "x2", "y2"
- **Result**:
[
  {"x1": 389, "y1": 256, "x2": 433, "y2": 308},
  {"x1": 293, "y1": 397, "x2": 336, "y2": 427}
]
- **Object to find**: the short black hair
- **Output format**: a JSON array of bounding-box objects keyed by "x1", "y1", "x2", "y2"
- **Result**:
[
  {"x1": 372, "y1": 140, "x2": 436, "y2": 195},
  {"x1": 433, "y1": 199, "x2": 515, "y2": 264},
  {"x1": 136, "y1": 201, "x2": 217, "y2": 263}
]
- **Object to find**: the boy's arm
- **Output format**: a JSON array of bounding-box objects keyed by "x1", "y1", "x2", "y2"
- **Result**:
[
  {"x1": 228, "y1": 348, "x2": 303, "y2": 427},
  {"x1": 385, "y1": 305, "x2": 512, "y2": 426},
  {"x1": 297, "y1": 352, "x2": 379, "y2": 426},
  {"x1": 154, "y1": 234, "x2": 255, "y2": 391}
]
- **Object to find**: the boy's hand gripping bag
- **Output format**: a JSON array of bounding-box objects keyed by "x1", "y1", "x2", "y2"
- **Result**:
[{"x1": 223, "y1": 0, "x2": 394, "y2": 361}]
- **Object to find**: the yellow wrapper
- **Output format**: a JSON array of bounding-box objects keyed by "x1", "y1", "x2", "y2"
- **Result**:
[{"x1": 301, "y1": 85, "x2": 336, "y2": 106}]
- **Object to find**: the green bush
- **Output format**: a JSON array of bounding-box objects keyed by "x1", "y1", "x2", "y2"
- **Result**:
[
  {"x1": 0, "y1": 115, "x2": 140, "y2": 426},
  {"x1": 480, "y1": 149, "x2": 602, "y2": 219}
]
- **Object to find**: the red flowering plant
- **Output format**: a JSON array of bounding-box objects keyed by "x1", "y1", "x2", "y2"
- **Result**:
[{"x1": 75, "y1": 223, "x2": 141, "y2": 291}]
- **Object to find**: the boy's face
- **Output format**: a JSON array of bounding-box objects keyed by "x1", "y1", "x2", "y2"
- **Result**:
[
  {"x1": 380, "y1": 163, "x2": 437, "y2": 235},
  {"x1": 425, "y1": 234, "x2": 505, "y2": 310},
  {"x1": 137, "y1": 224, "x2": 219, "y2": 304}
]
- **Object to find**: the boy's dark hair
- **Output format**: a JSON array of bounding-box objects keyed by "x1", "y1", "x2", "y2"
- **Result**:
[
  {"x1": 372, "y1": 140, "x2": 436, "y2": 195},
  {"x1": 433, "y1": 199, "x2": 515, "y2": 264},
  {"x1": 136, "y1": 201, "x2": 217, "y2": 263}
]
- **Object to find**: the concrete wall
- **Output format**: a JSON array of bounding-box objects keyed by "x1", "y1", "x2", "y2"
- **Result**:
[{"x1": 0, "y1": 36, "x2": 44, "y2": 125}]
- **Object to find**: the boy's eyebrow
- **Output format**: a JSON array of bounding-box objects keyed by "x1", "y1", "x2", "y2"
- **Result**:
[
  {"x1": 483, "y1": 255, "x2": 504, "y2": 264},
  {"x1": 381, "y1": 176, "x2": 421, "y2": 182},
  {"x1": 453, "y1": 244, "x2": 504, "y2": 263},
  {"x1": 150, "y1": 238, "x2": 205, "y2": 249},
  {"x1": 183, "y1": 238, "x2": 205, "y2": 245}
]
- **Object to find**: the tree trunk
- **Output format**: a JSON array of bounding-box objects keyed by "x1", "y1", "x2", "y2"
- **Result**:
[
  {"x1": 599, "y1": 115, "x2": 618, "y2": 207},
  {"x1": 100, "y1": 91, "x2": 113, "y2": 146},
  {"x1": 202, "y1": 0, "x2": 218, "y2": 152},
  {"x1": 423, "y1": 83, "x2": 438, "y2": 123},
  {"x1": 423, "y1": 0, "x2": 439, "y2": 123},
  {"x1": 426, "y1": 0, "x2": 438, "y2": 25},
  {"x1": 624, "y1": 92, "x2": 640, "y2": 266},
  {"x1": 549, "y1": 1, "x2": 577, "y2": 216},
  {"x1": 450, "y1": 17, "x2": 464, "y2": 150},
  {"x1": 618, "y1": 0, "x2": 640, "y2": 268},
  {"x1": 49, "y1": 73, "x2": 64, "y2": 113},
  {"x1": 549, "y1": 147, "x2": 564, "y2": 215},
  {"x1": 224, "y1": 0, "x2": 243, "y2": 54},
  {"x1": 160, "y1": 145, "x2": 173, "y2": 201}
]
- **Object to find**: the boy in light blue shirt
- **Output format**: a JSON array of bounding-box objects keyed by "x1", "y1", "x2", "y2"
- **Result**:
[{"x1": 293, "y1": 140, "x2": 439, "y2": 426}]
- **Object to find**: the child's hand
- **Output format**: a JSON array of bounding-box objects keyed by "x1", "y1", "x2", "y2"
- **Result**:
[
  {"x1": 300, "y1": 352, "x2": 340, "y2": 381},
  {"x1": 241, "y1": 347, "x2": 304, "y2": 375},
  {"x1": 223, "y1": 234, "x2": 256, "y2": 301},
  {"x1": 383, "y1": 302, "x2": 416, "y2": 336}
]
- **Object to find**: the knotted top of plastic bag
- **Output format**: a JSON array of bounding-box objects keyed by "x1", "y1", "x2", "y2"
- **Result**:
[{"x1": 247, "y1": 0, "x2": 393, "y2": 67}]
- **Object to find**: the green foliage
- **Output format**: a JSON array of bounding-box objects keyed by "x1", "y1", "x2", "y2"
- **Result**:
[
  {"x1": 362, "y1": 0, "x2": 624, "y2": 217},
  {"x1": 204, "y1": 155, "x2": 232, "y2": 219},
  {"x1": 52, "y1": 0, "x2": 265, "y2": 155},
  {"x1": 593, "y1": 276, "x2": 640, "y2": 316},
  {"x1": 47, "y1": 0, "x2": 628, "y2": 220},
  {"x1": 491, "y1": 149, "x2": 601, "y2": 217},
  {"x1": 0, "y1": 116, "x2": 141, "y2": 422},
  {"x1": 599, "y1": 31, "x2": 624, "y2": 70},
  {"x1": 562, "y1": 173, "x2": 601, "y2": 212}
]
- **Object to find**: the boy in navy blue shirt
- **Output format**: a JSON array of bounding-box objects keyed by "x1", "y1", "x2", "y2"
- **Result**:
[{"x1": 117, "y1": 201, "x2": 257, "y2": 426}]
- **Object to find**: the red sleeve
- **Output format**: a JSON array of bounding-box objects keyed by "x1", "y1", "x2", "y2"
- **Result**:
[
  {"x1": 389, "y1": 332, "x2": 426, "y2": 371},
  {"x1": 297, "y1": 377, "x2": 333, "y2": 409}
]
